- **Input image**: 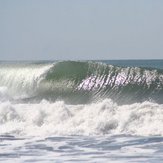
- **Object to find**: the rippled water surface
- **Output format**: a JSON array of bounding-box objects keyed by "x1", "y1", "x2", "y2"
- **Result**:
[{"x1": 1, "y1": 135, "x2": 163, "y2": 163}]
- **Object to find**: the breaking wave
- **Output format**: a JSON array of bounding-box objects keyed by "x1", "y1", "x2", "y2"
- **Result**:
[
  {"x1": 1, "y1": 61, "x2": 163, "y2": 137},
  {"x1": 0, "y1": 61, "x2": 163, "y2": 104},
  {"x1": 0, "y1": 99, "x2": 163, "y2": 136}
]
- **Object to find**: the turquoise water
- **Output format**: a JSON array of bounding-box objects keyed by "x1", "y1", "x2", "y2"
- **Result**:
[{"x1": 0, "y1": 60, "x2": 163, "y2": 163}]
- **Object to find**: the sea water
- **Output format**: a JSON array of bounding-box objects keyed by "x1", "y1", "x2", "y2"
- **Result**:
[{"x1": 0, "y1": 60, "x2": 163, "y2": 163}]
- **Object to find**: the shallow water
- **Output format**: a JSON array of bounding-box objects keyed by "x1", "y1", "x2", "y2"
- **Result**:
[{"x1": 1, "y1": 134, "x2": 163, "y2": 163}]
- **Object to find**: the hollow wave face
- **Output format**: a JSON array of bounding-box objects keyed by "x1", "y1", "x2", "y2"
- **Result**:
[
  {"x1": 0, "y1": 99, "x2": 163, "y2": 137},
  {"x1": 1, "y1": 61, "x2": 163, "y2": 104}
]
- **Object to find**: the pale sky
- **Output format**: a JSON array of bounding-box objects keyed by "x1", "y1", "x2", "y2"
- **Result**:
[{"x1": 0, "y1": 0, "x2": 163, "y2": 60}]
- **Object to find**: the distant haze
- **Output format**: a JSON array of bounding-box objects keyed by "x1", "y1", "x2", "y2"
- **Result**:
[{"x1": 0, "y1": 0, "x2": 163, "y2": 60}]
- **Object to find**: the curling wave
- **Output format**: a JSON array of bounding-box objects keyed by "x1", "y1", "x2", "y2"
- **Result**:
[{"x1": 0, "y1": 61, "x2": 163, "y2": 104}]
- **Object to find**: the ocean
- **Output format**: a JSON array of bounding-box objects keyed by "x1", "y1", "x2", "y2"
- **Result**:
[{"x1": 0, "y1": 60, "x2": 163, "y2": 162}]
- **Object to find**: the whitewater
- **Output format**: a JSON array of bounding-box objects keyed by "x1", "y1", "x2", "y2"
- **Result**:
[{"x1": 1, "y1": 60, "x2": 163, "y2": 162}]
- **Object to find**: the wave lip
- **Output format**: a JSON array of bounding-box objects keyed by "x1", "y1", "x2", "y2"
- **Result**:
[{"x1": 0, "y1": 63, "x2": 54, "y2": 100}]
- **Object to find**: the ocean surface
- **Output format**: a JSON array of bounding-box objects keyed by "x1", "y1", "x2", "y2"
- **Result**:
[{"x1": 0, "y1": 60, "x2": 163, "y2": 162}]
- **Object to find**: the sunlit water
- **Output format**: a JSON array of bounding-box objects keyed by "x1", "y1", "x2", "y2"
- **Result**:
[{"x1": 1, "y1": 60, "x2": 163, "y2": 163}]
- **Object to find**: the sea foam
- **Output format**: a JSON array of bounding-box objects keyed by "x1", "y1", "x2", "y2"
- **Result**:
[{"x1": 0, "y1": 99, "x2": 163, "y2": 137}]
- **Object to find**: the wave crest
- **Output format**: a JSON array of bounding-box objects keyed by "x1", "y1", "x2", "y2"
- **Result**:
[{"x1": 0, "y1": 61, "x2": 163, "y2": 104}]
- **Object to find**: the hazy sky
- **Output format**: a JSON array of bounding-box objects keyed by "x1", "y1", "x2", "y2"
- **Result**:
[{"x1": 0, "y1": 0, "x2": 163, "y2": 60}]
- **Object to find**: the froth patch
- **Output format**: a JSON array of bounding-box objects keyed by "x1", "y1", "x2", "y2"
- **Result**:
[{"x1": 0, "y1": 99, "x2": 163, "y2": 137}]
